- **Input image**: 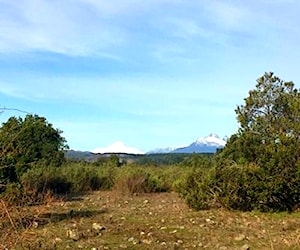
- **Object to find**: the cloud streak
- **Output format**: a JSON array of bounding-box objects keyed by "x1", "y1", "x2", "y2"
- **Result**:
[
  {"x1": 0, "y1": 0, "x2": 300, "y2": 151},
  {"x1": 0, "y1": 0, "x2": 128, "y2": 57},
  {"x1": 1, "y1": 0, "x2": 298, "y2": 63}
]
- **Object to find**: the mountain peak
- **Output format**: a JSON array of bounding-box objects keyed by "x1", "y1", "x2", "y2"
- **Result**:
[
  {"x1": 171, "y1": 133, "x2": 226, "y2": 154},
  {"x1": 195, "y1": 133, "x2": 226, "y2": 147},
  {"x1": 92, "y1": 141, "x2": 144, "y2": 155}
]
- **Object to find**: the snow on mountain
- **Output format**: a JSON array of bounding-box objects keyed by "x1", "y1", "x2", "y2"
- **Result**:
[
  {"x1": 195, "y1": 133, "x2": 226, "y2": 147},
  {"x1": 92, "y1": 141, "x2": 145, "y2": 155},
  {"x1": 148, "y1": 144, "x2": 189, "y2": 154},
  {"x1": 172, "y1": 133, "x2": 227, "y2": 153},
  {"x1": 92, "y1": 134, "x2": 226, "y2": 155},
  {"x1": 148, "y1": 147, "x2": 175, "y2": 154}
]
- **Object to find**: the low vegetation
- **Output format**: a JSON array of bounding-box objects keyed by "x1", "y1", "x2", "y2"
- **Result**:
[
  {"x1": 1, "y1": 191, "x2": 299, "y2": 249},
  {"x1": 0, "y1": 72, "x2": 300, "y2": 248}
]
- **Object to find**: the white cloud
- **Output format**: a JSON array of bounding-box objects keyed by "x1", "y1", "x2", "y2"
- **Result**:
[
  {"x1": 1, "y1": 0, "x2": 300, "y2": 152},
  {"x1": 78, "y1": 0, "x2": 183, "y2": 16},
  {"x1": 162, "y1": 18, "x2": 212, "y2": 40},
  {"x1": 204, "y1": 1, "x2": 251, "y2": 31},
  {"x1": 0, "y1": 0, "x2": 127, "y2": 56},
  {"x1": 0, "y1": 0, "x2": 187, "y2": 57},
  {"x1": 0, "y1": 81, "x2": 29, "y2": 99},
  {"x1": 1, "y1": 0, "x2": 298, "y2": 63}
]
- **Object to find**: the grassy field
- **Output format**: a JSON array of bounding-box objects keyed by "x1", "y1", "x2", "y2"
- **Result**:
[{"x1": 1, "y1": 191, "x2": 300, "y2": 250}]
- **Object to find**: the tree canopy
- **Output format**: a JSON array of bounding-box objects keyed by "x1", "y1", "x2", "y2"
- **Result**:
[
  {"x1": 0, "y1": 114, "x2": 68, "y2": 187},
  {"x1": 220, "y1": 72, "x2": 300, "y2": 166},
  {"x1": 215, "y1": 72, "x2": 300, "y2": 211}
]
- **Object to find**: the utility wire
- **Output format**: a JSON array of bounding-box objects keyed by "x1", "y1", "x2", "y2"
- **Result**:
[{"x1": 0, "y1": 107, "x2": 31, "y2": 114}]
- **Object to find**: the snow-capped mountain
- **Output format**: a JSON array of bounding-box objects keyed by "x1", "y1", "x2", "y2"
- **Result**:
[
  {"x1": 92, "y1": 141, "x2": 145, "y2": 155},
  {"x1": 171, "y1": 133, "x2": 227, "y2": 153},
  {"x1": 148, "y1": 143, "x2": 189, "y2": 154},
  {"x1": 91, "y1": 134, "x2": 226, "y2": 155},
  {"x1": 148, "y1": 147, "x2": 176, "y2": 154},
  {"x1": 194, "y1": 133, "x2": 226, "y2": 147}
]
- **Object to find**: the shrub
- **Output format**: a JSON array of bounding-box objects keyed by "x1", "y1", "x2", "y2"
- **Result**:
[
  {"x1": 21, "y1": 166, "x2": 71, "y2": 195},
  {"x1": 113, "y1": 166, "x2": 151, "y2": 195},
  {"x1": 144, "y1": 165, "x2": 184, "y2": 192},
  {"x1": 0, "y1": 183, "x2": 24, "y2": 205},
  {"x1": 68, "y1": 163, "x2": 117, "y2": 192},
  {"x1": 113, "y1": 165, "x2": 174, "y2": 195},
  {"x1": 20, "y1": 162, "x2": 118, "y2": 196},
  {"x1": 0, "y1": 165, "x2": 18, "y2": 194},
  {"x1": 175, "y1": 168, "x2": 219, "y2": 210},
  {"x1": 0, "y1": 182, "x2": 55, "y2": 206},
  {"x1": 61, "y1": 164, "x2": 99, "y2": 192},
  {"x1": 209, "y1": 72, "x2": 300, "y2": 212},
  {"x1": 95, "y1": 164, "x2": 117, "y2": 190},
  {"x1": 214, "y1": 164, "x2": 263, "y2": 211},
  {"x1": 178, "y1": 162, "x2": 300, "y2": 212}
]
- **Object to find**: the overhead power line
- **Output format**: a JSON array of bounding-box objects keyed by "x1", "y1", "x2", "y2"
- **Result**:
[{"x1": 0, "y1": 107, "x2": 31, "y2": 114}]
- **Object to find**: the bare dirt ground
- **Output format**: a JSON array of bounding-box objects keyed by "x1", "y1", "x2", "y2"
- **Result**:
[{"x1": 1, "y1": 191, "x2": 300, "y2": 249}]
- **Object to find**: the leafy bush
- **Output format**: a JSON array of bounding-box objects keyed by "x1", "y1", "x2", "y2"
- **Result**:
[
  {"x1": 181, "y1": 72, "x2": 300, "y2": 212},
  {"x1": 21, "y1": 166, "x2": 71, "y2": 195},
  {"x1": 113, "y1": 165, "x2": 179, "y2": 195},
  {"x1": 0, "y1": 165, "x2": 18, "y2": 194},
  {"x1": 19, "y1": 161, "x2": 121, "y2": 196},
  {"x1": 0, "y1": 115, "x2": 67, "y2": 183},
  {"x1": 178, "y1": 162, "x2": 300, "y2": 212},
  {"x1": 180, "y1": 153, "x2": 214, "y2": 169},
  {"x1": 175, "y1": 167, "x2": 219, "y2": 210},
  {"x1": 114, "y1": 166, "x2": 153, "y2": 195},
  {"x1": 214, "y1": 164, "x2": 263, "y2": 211},
  {"x1": 0, "y1": 183, "x2": 24, "y2": 205},
  {"x1": 61, "y1": 163, "x2": 116, "y2": 192},
  {"x1": 146, "y1": 165, "x2": 186, "y2": 192}
]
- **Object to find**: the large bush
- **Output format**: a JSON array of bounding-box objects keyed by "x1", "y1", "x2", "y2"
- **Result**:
[
  {"x1": 61, "y1": 163, "x2": 115, "y2": 192},
  {"x1": 20, "y1": 162, "x2": 117, "y2": 196},
  {"x1": 113, "y1": 165, "x2": 164, "y2": 195},
  {"x1": 218, "y1": 72, "x2": 300, "y2": 211},
  {"x1": 0, "y1": 114, "x2": 68, "y2": 192},
  {"x1": 175, "y1": 168, "x2": 218, "y2": 210},
  {"x1": 178, "y1": 162, "x2": 300, "y2": 212},
  {"x1": 21, "y1": 167, "x2": 71, "y2": 195},
  {"x1": 219, "y1": 72, "x2": 300, "y2": 167},
  {"x1": 179, "y1": 73, "x2": 300, "y2": 212}
]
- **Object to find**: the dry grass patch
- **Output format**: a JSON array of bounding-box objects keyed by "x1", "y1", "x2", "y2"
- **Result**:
[{"x1": 1, "y1": 191, "x2": 299, "y2": 249}]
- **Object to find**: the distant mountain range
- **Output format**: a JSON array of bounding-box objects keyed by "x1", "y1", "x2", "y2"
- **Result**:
[
  {"x1": 86, "y1": 133, "x2": 227, "y2": 155},
  {"x1": 149, "y1": 133, "x2": 227, "y2": 154},
  {"x1": 65, "y1": 133, "x2": 227, "y2": 161}
]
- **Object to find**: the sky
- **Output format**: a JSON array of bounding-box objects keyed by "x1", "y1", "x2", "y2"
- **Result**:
[{"x1": 0, "y1": 0, "x2": 300, "y2": 152}]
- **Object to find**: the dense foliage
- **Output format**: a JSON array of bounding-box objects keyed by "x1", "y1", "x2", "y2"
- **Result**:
[
  {"x1": 178, "y1": 72, "x2": 300, "y2": 212},
  {"x1": 220, "y1": 72, "x2": 300, "y2": 165},
  {"x1": 0, "y1": 114, "x2": 67, "y2": 193}
]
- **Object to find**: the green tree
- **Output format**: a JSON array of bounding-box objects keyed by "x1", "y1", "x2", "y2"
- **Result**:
[
  {"x1": 0, "y1": 114, "x2": 68, "y2": 189},
  {"x1": 178, "y1": 73, "x2": 300, "y2": 211},
  {"x1": 220, "y1": 72, "x2": 300, "y2": 165},
  {"x1": 217, "y1": 72, "x2": 300, "y2": 211}
]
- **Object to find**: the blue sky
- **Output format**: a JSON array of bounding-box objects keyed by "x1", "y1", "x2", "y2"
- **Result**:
[{"x1": 0, "y1": 0, "x2": 299, "y2": 152}]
